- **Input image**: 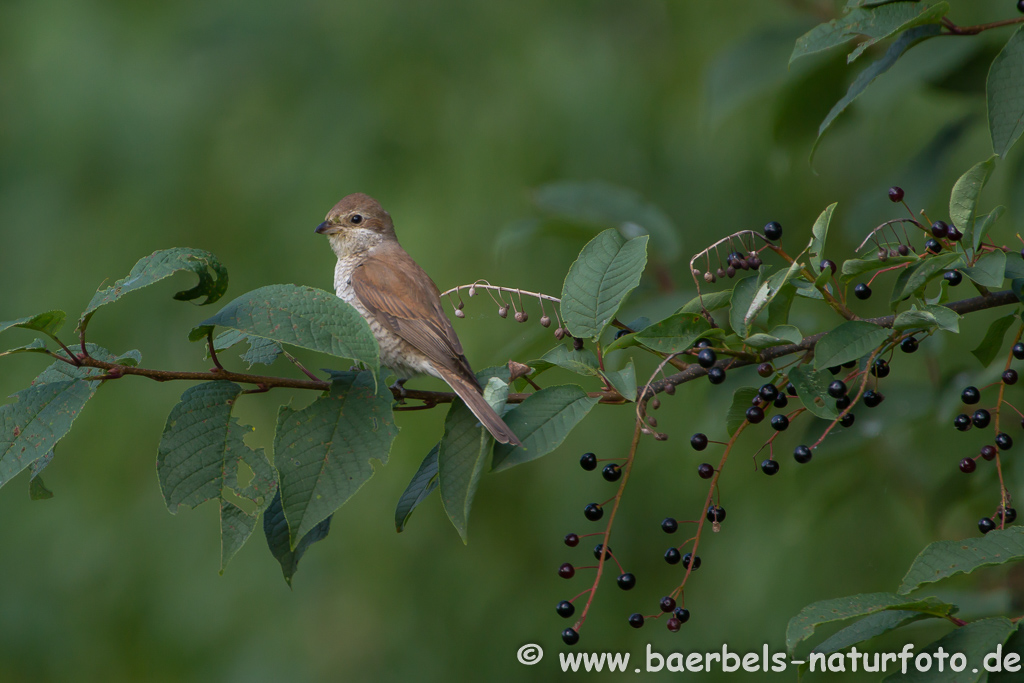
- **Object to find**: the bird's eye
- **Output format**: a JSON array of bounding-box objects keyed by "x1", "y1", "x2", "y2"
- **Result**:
[{"x1": 350, "y1": 214, "x2": 363, "y2": 224}]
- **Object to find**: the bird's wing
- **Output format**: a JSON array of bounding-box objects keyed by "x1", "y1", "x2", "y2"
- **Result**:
[{"x1": 350, "y1": 243, "x2": 478, "y2": 385}]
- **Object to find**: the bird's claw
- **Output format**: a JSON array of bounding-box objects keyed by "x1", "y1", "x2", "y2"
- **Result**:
[{"x1": 390, "y1": 378, "x2": 408, "y2": 404}]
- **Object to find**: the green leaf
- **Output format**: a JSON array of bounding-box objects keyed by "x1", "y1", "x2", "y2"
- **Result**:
[
  {"x1": 882, "y1": 618, "x2": 1016, "y2": 682},
  {"x1": 767, "y1": 283, "x2": 797, "y2": 328},
  {"x1": 987, "y1": 26, "x2": 1024, "y2": 158},
  {"x1": 890, "y1": 252, "x2": 964, "y2": 304},
  {"x1": 532, "y1": 181, "x2": 681, "y2": 261},
  {"x1": 199, "y1": 284, "x2": 379, "y2": 372},
  {"x1": 263, "y1": 490, "x2": 331, "y2": 586},
  {"x1": 973, "y1": 206, "x2": 1007, "y2": 252},
  {"x1": 893, "y1": 305, "x2": 961, "y2": 333},
  {"x1": 807, "y1": 203, "x2": 837, "y2": 260},
  {"x1": 80, "y1": 248, "x2": 227, "y2": 331},
  {"x1": 678, "y1": 289, "x2": 733, "y2": 314},
  {"x1": 786, "y1": 592, "x2": 957, "y2": 653},
  {"x1": 491, "y1": 385, "x2": 600, "y2": 472},
  {"x1": 560, "y1": 230, "x2": 649, "y2": 341},
  {"x1": 275, "y1": 370, "x2": 397, "y2": 546},
  {"x1": 971, "y1": 313, "x2": 1017, "y2": 367},
  {"x1": 395, "y1": 444, "x2": 440, "y2": 532},
  {"x1": 729, "y1": 274, "x2": 762, "y2": 338},
  {"x1": 812, "y1": 25, "x2": 941, "y2": 161},
  {"x1": 746, "y1": 261, "x2": 802, "y2": 326},
  {"x1": 727, "y1": 387, "x2": 760, "y2": 435},
  {"x1": 898, "y1": 526, "x2": 1024, "y2": 594},
  {"x1": 790, "y1": 2, "x2": 948, "y2": 64},
  {"x1": 633, "y1": 312, "x2": 710, "y2": 354},
  {"x1": 788, "y1": 365, "x2": 839, "y2": 420},
  {"x1": 841, "y1": 255, "x2": 916, "y2": 286},
  {"x1": 213, "y1": 330, "x2": 283, "y2": 368},
  {"x1": 812, "y1": 610, "x2": 932, "y2": 656},
  {"x1": 601, "y1": 359, "x2": 636, "y2": 402},
  {"x1": 0, "y1": 339, "x2": 49, "y2": 359},
  {"x1": 438, "y1": 378, "x2": 508, "y2": 542},
  {"x1": 28, "y1": 449, "x2": 55, "y2": 501},
  {"x1": 814, "y1": 321, "x2": 890, "y2": 370},
  {"x1": 534, "y1": 344, "x2": 599, "y2": 376},
  {"x1": 744, "y1": 325, "x2": 802, "y2": 349},
  {"x1": 155, "y1": 381, "x2": 277, "y2": 571},
  {"x1": 950, "y1": 156, "x2": 997, "y2": 250},
  {"x1": 0, "y1": 310, "x2": 66, "y2": 340},
  {"x1": 1004, "y1": 254, "x2": 1024, "y2": 281},
  {"x1": 962, "y1": 250, "x2": 1007, "y2": 288}
]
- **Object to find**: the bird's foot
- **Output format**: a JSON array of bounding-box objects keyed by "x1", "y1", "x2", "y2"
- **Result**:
[{"x1": 390, "y1": 378, "x2": 409, "y2": 404}]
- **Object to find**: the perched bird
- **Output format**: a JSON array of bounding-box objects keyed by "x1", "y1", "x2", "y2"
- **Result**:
[{"x1": 316, "y1": 193, "x2": 521, "y2": 446}]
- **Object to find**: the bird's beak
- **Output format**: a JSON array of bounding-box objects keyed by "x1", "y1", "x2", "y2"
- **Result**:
[{"x1": 315, "y1": 221, "x2": 338, "y2": 235}]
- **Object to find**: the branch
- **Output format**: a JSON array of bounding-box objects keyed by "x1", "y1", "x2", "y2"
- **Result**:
[{"x1": 942, "y1": 16, "x2": 1024, "y2": 36}]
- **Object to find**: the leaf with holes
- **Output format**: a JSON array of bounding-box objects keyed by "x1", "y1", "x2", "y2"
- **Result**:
[{"x1": 788, "y1": 365, "x2": 839, "y2": 421}]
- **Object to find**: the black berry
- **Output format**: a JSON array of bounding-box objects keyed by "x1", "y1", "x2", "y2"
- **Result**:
[
  {"x1": 954, "y1": 414, "x2": 972, "y2": 431},
  {"x1": 564, "y1": 533, "x2": 580, "y2": 547},
  {"x1": 774, "y1": 394, "x2": 789, "y2": 409},
  {"x1": 981, "y1": 445, "x2": 997, "y2": 461},
  {"x1": 960, "y1": 458, "x2": 977, "y2": 474},
  {"x1": 979, "y1": 517, "x2": 996, "y2": 534},
  {"x1": 664, "y1": 548, "x2": 681, "y2": 565},
  {"x1": 961, "y1": 387, "x2": 981, "y2": 405},
  {"x1": 828, "y1": 380, "x2": 847, "y2": 398},
  {"x1": 900, "y1": 337, "x2": 919, "y2": 353},
  {"x1": 706, "y1": 505, "x2": 726, "y2": 523},
  {"x1": 794, "y1": 445, "x2": 812, "y2": 464},
  {"x1": 973, "y1": 409, "x2": 991, "y2": 429},
  {"x1": 996, "y1": 432, "x2": 1013, "y2": 450},
  {"x1": 925, "y1": 239, "x2": 942, "y2": 254},
  {"x1": 871, "y1": 359, "x2": 890, "y2": 378},
  {"x1": 758, "y1": 383, "x2": 779, "y2": 401},
  {"x1": 863, "y1": 390, "x2": 884, "y2": 408},
  {"x1": 1019, "y1": 0, "x2": 1024, "y2": 14},
  {"x1": 707, "y1": 367, "x2": 726, "y2": 385},
  {"x1": 556, "y1": 600, "x2": 575, "y2": 618},
  {"x1": 584, "y1": 503, "x2": 604, "y2": 521},
  {"x1": 558, "y1": 563, "x2": 575, "y2": 579},
  {"x1": 691, "y1": 433, "x2": 708, "y2": 451},
  {"x1": 1003, "y1": 369, "x2": 1018, "y2": 385},
  {"x1": 580, "y1": 452, "x2": 597, "y2": 471},
  {"x1": 898, "y1": 244, "x2": 910, "y2": 256},
  {"x1": 628, "y1": 613, "x2": 645, "y2": 628},
  {"x1": 930, "y1": 221, "x2": 949, "y2": 239},
  {"x1": 764, "y1": 221, "x2": 783, "y2": 241},
  {"x1": 661, "y1": 517, "x2": 678, "y2": 534},
  {"x1": 786, "y1": 383, "x2": 798, "y2": 396},
  {"x1": 697, "y1": 463, "x2": 714, "y2": 479},
  {"x1": 770, "y1": 414, "x2": 789, "y2": 431},
  {"x1": 746, "y1": 406, "x2": 765, "y2": 424},
  {"x1": 602, "y1": 463, "x2": 622, "y2": 481},
  {"x1": 943, "y1": 270, "x2": 962, "y2": 286},
  {"x1": 820, "y1": 259, "x2": 837, "y2": 275},
  {"x1": 1014, "y1": 343, "x2": 1024, "y2": 360},
  {"x1": 682, "y1": 553, "x2": 701, "y2": 570},
  {"x1": 888, "y1": 186, "x2": 904, "y2": 202},
  {"x1": 828, "y1": 365, "x2": 842, "y2": 375},
  {"x1": 593, "y1": 544, "x2": 612, "y2": 560},
  {"x1": 697, "y1": 348, "x2": 717, "y2": 368},
  {"x1": 757, "y1": 363, "x2": 774, "y2": 378},
  {"x1": 947, "y1": 225, "x2": 963, "y2": 242},
  {"x1": 999, "y1": 507, "x2": 1017, "y2": 524},
  {"x1": 854, "y1": 283, "x2": 872, "y2": 300},
  {"x1": 667, "y1": 617, "x2": 682, "y2": 632},
  {"x1": 562, "y1": 628, "x2": 580, "y2": 645},
  {"x1": 840, "y1": 413, "x2": 855, "y2": 428},
  {"x1": 660, "y1": 596, "x2": 676, "y2": 612},
  {"x1": 674, "y1": 607, "x2": 691, "y2": 623},
  {"x1": 835, "y1": 397, "x2": 851, "y2": 413},
  {"x1": 617, "y1": 573, "x2": 636, "y2": 590},
  {"x1": 761, "y1": 459, "x2": 780, "y2": 475}
]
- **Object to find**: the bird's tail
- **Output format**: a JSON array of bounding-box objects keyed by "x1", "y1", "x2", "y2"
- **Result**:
[{"x1": 439, "y1": 368, "x2": 523, "y2": 447}]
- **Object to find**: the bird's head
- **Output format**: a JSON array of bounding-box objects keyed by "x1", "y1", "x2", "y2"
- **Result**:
[{"x1": 316, "y1": 193, "x2": 396, "y2": 256}]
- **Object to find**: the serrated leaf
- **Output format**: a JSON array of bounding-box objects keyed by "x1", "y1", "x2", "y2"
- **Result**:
[
  {"x1": 950, "y1": 156, "x2": 997, "y2": 250},
  {"x1": 890, "y1": 252, "x2": 964, "y2": 304},
  {"x1": 601, "y1": 359, "x2": 636, "y2": 402},
  {"x1": 812, "y1": 610, "x2": 932, "y2": 656},
  {"x1": 808, "y1": 203, "x2": 837, "y2": 260},
  {"x1": 973, "y1": 206, "x2": 1007, "y2": 252},
  {"x1": 727, "y1": 387, "x2": 760, "y2": 435},
  {"x1": 28, "y1": 449, "x2": 55, "y2": 501},
  {"x1": 633, "y1": 312, "x2": 710, "y2": 354},
  {"x1": 80, "y1": 248, "x2": 227, "y2": 331},
  {"x1": 747, "y1": 261, "x2": 802, "y2": 325},
  {"x1": 0, "y1": 339, "x2": 48, "y2": 359},
  {"x1": 395, "y1": 444, "x2": 440, "y2": 532},
  {"x1": 491, "y1": 385, "x2": 600, "y2": 472},
  {"x1": 438, "y1": 378, "x2": 508, "y2": 543},
  {"x1": 678, "y1": 289, "x2": 733, "y2": 314},
  {"x1": 791, "y1": 2, "x2": 947, "y2": 65},
  {"x1": 882, "y1": 618, "x2": 1016, "y2": 682},
  {"x1": 729, "y1": 274, "x2": 762, "y2": 338},
  {"x1": 213, "y1": 330, "x2": 284, "y2": 368},
  {"x1": 812, "y1": 25, "x2": 941, "y2": 162},
  {"x1": 532, "y1": 181, "x2": 681, "y2": 261},
  {"x1": 787, "y1": 592, "x2": 957, "y2": 653},
  {"x1": 987, "y1": 26, "x2": 1024, "y2": 158},
  {"x1": 560, "y1": 230, "x2": 649, "y2": 341},
  {"x1": 971, "y1": 313, "x2": 1017, "y2": 367},
  {"x1": 962, "y1": 250, "x2": 1007, "y2": 288},
  {"x1": 898, "y1": 526, "x2": 1024, "y2": 594},
  {"x1": 788, "y1": 365, "x2": 839, "y2": 420},
  {"x1": 814, "y1": 321, "x2": 891, "y2": 370},
  {"x1": 275, "y1": 371, "x2": 397, "y2": 546},
  {"x1": 0, "y1": 311, "x2": 66, "y2": 340},
  {"x1": 263, "y1": 490, "x2": 331, "y2": 586},
  {"x1": 199, "y1": 284, "x2": 379, "y2": 371}
]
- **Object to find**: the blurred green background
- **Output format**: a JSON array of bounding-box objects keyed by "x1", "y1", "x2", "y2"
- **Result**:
[{"x1": 2, "y1": 1, "x2": 1023, "y2": 681}]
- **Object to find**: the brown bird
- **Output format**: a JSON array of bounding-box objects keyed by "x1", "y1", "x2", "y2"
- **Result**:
[{"x1": 315, "y1": 193, "x2": 522, "y2": 446}]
